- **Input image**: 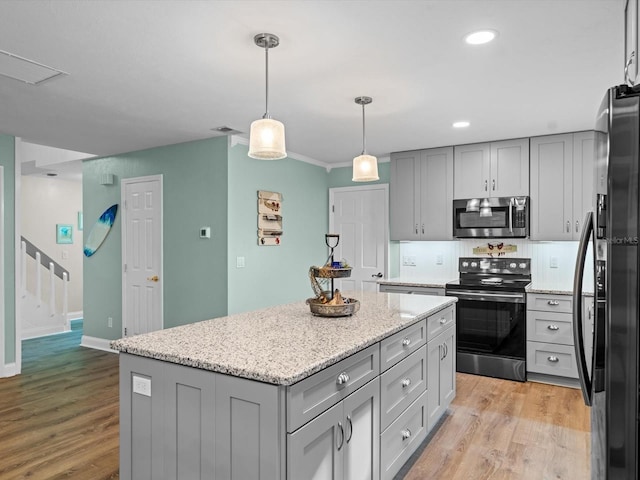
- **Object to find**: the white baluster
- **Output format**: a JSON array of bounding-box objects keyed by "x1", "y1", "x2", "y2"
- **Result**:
[
  {"x1": 35, "y1": 251, "x2": 42, "y2": 307},
  {"x1": 21, "y1": 241, "x2": 27, "y2": 298},
  {"x1": 49, "y1": 262, "x2": 55, "y2": 317},
  {"x1": 63, "y1": 272, "x2": 69, "y2": 330}
]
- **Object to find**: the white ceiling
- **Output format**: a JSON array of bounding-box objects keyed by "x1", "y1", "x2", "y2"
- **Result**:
[{"x1": 0, "y1": 0, "x2": 625, "y2": 169}]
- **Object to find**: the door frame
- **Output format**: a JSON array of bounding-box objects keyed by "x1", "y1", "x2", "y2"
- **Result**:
[
  {"x1": 328, "y1": 184, "x2": 390, "y2": 280},
  {"x1": 121, "y1": 174, "x2": 164, "y2": 337},
  {"x1": 0, "y1": 166, "x2": 5, "y2": 376}
]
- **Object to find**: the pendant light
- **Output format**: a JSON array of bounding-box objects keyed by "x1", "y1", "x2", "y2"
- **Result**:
[
  {"x1": 248, "y1": 33, "x2": 287, "y2": 160},
  {"x1": 352, "y1": 96, "x2": 379, "y2": 182}
]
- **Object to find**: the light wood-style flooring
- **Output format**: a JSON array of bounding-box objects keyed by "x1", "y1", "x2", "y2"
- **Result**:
[{"x1": 0, "y1": 328, "x2": 589, "y2": 479}]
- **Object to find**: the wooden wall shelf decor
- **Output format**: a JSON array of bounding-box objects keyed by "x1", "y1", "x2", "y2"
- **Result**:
[{"x1": 258, "y1": 190, "x2": 282, "y2": 246}]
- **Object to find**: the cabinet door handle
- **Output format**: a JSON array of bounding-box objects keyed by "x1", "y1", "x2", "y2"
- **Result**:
[
  {"x1": 484, "y1": 180, "x2": 488, "y2": 191},
  {"x1": 439, "y1": 317, "x2": 447, "y2": 325},
  {"x1": 445, "y1": 343, "x2": 448, "y2": 358},
  {"x1": 336, "y1": 422, "x2": 344, "y2": 450},
  {"x1": 422, "y1": 224, "x2": 425, "y2": 234},
  {"x1": 401, "y1": 428, "x2": 412, "y2": 440},
  {"x1": 492, "y1": 179, "x2": 496, "y2": 191},
  {"x1": 566, "y1": 221, "x2": 570, "y2": 233},
  {"x1": 547, "y1": 300, "x2": 560, "y2": 306},
  {"x1": 345, "y1": 415, "x2": 353, "y2": 443},
  {"x1": 576, "y1": 220, "x2": 579, "y2": 233},
  {"x1": 625, "y1": 51, "x2": 635, "y2": 87},
  {"x1": 402, "y1": 337, "x2": 411, "y2": 347},
  {"x1": 401, "y1": 378, "x2": 412, "y2": 388},
  {"x1": 547, "y1": 356, "x2": 559, "y2": 363},
  {"x1": 415, "y1": 224, "x2": 419, "y2": 235},
  {"x1": 336, "y1": 372, "x2": 350, "y2": 386},
  {"x1": 547, "y1": 324, "x2": 560, "y2": 331}
]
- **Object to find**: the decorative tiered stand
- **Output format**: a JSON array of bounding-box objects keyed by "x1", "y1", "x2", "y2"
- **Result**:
[{"x1": 306, "y1": 234, "x2": 360, "y2": 317}]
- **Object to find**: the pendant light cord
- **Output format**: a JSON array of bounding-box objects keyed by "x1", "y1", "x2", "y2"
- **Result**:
[
  {"x1": 263, "y1": 44, "x2": 270, "y2": 119},
  {"x1": 361, "y1": 102, "x2": 367, "y2": 155}
]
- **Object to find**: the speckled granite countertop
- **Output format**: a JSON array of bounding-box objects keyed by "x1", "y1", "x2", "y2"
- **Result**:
[
  {"x1": 526, "y1": 283, "x2": 593, "y2": 296},
  {"x1": 111, "y1": 291, "x2": 456, "y2": 386},
  {"x1": 377, "y1": 277, "x2": 453, "y2": 289}
]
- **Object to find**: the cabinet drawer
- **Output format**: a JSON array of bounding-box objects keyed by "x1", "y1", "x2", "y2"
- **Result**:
[
  {"x1": 380, "y1": 320, "x2": 427, "y2": 372},
  {"x1": 380, "y1": 390, "x2": 428, "y2": 480},
  {"x1": 526, "y1": 310, "x2": 574, "y2": 345},
  {"x1": 426, "y1": 305, "x2": 455, "y2": 341},
  {"x1": 380, "y1": 348, "x2": 427, "y2": 431},
  {"x1": 287, "y1": 344, "x2": 379, "y2": 433},
  {"x1": 379, "y1": 284, "x2": 444, "y2": 296},
  {"x1": 527, "y1": 294, "x2": 573, "y2": 313},
  {"x1": 526, "y1": 341, "x2": 578, "y2": 378}
]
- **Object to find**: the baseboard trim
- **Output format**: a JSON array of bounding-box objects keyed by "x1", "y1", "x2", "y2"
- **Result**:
[
  {"x1": 22, "y1": 325, "x2": 69, "y2": 340},
  {"x1": 80, "y1": 335, "x2": 119, "y2": 354},
  {"x1": 68, "y1": 311, "x2": 83, "y2": 321},
  {"x1": 1, "y1": 362, "x2": 17, "y2": 378}
]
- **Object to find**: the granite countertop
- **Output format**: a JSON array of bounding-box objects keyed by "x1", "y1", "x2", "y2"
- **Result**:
[
  {"x1": 377, "y1": 277, "x2": 453, "y2": 289},
  {"x1": 111, "y1": 291, "x2": 457, "y2": 386},
  {"x1": 526, "y1": 283, "x2": 593, "y2": 296}
]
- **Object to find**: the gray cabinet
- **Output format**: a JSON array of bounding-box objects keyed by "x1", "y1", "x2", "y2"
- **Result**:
[
  {"x1": 530, "y1": 132, "x2": 595, "y2": 241},
  {"x1": 426, "y1": 321, "x2": 455, "y2": 430},
  {"x1": 287, "y1": 377, "x2": 380, "y2": 480},
  {"x1": 390, "y1": 147, "x2": 454, "y2": 241},
  {"x1": 453, "y1": 138, "x2": 529, "y2": 199}
]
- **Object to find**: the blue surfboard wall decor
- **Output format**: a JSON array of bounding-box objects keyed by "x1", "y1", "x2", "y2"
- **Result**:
[{"x1": 84, "y1": 204, "x2": 118, "y2": 257}]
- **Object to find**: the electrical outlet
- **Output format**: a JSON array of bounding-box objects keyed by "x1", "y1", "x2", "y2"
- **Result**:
[
  {"x1": 236, "y1": 256, "x2": 245, "y2": 268},
  {"x1": 107, "y1": 317, "x2": 113, "y2": 328},
  {"x1": 436, "y1": 254, "x2": 444, "y2": 265},
  {"x1": 402, "y1": 256, "x2": 417, "y2": 266},
  {"x1": 61, "y1": 250, "x2": 69, "y2": 260},
  {"x1": 550, "y1": 257, "x2": 558, "y2": 268},
  {"x1": 132, "y1": 375, "x2": 151, "y2": 397}
]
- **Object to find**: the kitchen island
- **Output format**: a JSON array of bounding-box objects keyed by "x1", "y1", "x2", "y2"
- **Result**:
[{"x1": 112, "y1": 291, "x2": 457, "y2": 480}]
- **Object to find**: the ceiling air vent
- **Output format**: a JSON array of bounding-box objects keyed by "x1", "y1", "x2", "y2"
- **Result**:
[
  {"x1": 0, "y1": 49, "x2": 68, "y2": 85},
  {"x1": 211, "y1": 126, "x2": 241, "y2": 136}
]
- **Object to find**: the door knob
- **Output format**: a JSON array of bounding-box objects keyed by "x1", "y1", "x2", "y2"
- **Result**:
[
  {"x1": 372, "y1": 272, "x2": 383, "y2": 278},
  {"x1": 147, "y1": 275, "x2": 159, "y2": 282}
]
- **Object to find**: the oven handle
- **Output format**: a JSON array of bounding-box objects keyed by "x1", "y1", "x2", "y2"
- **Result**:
[{"x1": 446, "y1": 290, "x2": 525, "y2": 303}]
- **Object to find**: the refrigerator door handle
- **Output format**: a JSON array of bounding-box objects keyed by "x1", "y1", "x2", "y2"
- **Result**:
[{"x1": 573, "y1": 211, "x2": 594, "y2": 406}]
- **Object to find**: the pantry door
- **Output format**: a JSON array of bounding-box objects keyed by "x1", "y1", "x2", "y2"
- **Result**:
[
  {"x1": 329, "y1": 184, "x2": 388, "y2": 294},
  {"x1": 122, "y1": 175, "x2": 163, "y2": 337}
]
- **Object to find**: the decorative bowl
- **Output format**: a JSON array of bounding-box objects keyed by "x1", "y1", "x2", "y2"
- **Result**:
[{"x1": 306, "y1": 298, "x2": 360, "y2": 317}]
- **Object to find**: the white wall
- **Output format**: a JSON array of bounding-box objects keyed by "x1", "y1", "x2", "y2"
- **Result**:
[
  {"x1": 398, "y1": 238, "x2": 592, "y2": 290},
  {"x1": 21, "y1": 176, "x2": 83, "y2": 312}
]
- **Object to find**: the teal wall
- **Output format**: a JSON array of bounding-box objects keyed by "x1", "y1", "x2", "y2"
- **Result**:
[
  {"x1": 0, "y1": 135, "x2": 15, "y2": 364},
  {"x1": 83, "y1": 137, "x2": 228, "y2": 340},
  {"x1": 227, "y1": 144, "x2": 329, "y2": 314}
]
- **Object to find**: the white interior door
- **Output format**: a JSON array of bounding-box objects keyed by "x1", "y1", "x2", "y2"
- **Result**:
[
  {"x1": 329, "y1": 185, "x2": 388, "y2": 294},
  {"x1": 0, "y1": 166, "x2": 5, "y2": 375},
  {"x1": 122, "y1": 175, "x2": 163, "y2": 336}
]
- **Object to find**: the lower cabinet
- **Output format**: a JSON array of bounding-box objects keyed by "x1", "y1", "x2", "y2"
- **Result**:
[
  {"x1": 288, "y1": 377, "x2": 380, "y2": 480},
  {"x1": 119, "y1": 304, "x2": 457, "y2": 480}
]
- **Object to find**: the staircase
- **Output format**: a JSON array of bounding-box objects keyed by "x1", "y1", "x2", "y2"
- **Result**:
[{"x1": 20, "y1": 237, "x2": 70, "y2": 339}]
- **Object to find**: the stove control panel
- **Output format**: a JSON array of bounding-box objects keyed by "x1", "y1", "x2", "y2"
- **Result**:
[{"x1": 458, "y1": 257, "x2": 531, "y2": 275}]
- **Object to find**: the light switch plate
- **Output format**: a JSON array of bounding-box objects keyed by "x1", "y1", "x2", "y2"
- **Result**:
[{"x1": 550, "y1": 257, "x2": 558, "y2": 268}]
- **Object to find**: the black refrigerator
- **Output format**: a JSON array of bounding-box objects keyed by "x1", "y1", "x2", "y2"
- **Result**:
[{"x1": 574, "y1": 84, "x2": 639, "y2": 479}]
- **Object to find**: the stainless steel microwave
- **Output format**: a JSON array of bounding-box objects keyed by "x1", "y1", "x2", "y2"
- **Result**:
[{"x1": 453, "y1": 196, "x2": 529, "y2": 238}]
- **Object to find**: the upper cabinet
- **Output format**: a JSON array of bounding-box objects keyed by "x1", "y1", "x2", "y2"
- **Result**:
[
  {"x1": 453, "y1": 138, "x2": 529, "y2": 199},
  {"x1": 530, "y1": 132, "x2": 595, "y2": 240},
  {"x1": 390, "y1": 147, "x2": 454, "y2": 241},
  {"x1": 626, "y1": 0, "x2": 639, "y2": 86}
]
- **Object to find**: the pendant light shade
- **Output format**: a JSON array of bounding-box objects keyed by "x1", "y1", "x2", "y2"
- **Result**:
[
  {"x1": 248, "y1": 33, "x2": 287, "y2": 160},
  {"x1": 352, "y1": 96, "x2": 379, "y2": 182}
]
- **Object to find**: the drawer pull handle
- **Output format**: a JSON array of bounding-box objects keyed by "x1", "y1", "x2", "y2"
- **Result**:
[
  {"x1": 345, "y1": 415, "x2": 353, "y2": 443},
  {"x1": 402, "y1": 337, "x2": 411, "y2": 347},
  {"x1": 439, "y1": 317, "x2": 447, "y2": 324},
  {"x1": 401, "y1": 378, "x2": 412, "y2": 388},
  {"x1": 337, "y1": 422, "x2": 344, "y2": 450},
  {"x1": 401, "y1": 428, "x2": 412, "y2": 440},
  {"x1": 336, "y1": 372, "x2": 350, "y2": 386},
  {"x1": 547, "y1": 324, "x2": 560, "y2": 331},
  {"x1": 547, "y1": 356, "x2": 559, "y2": 363},
  {"x1": 547, "y1": 300, "x2": 560, "y2": 306}
]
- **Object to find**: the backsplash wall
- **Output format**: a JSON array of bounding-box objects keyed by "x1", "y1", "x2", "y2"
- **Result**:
[{"x1": 398, "y1": 239, "x2": 592, "y2": 290}]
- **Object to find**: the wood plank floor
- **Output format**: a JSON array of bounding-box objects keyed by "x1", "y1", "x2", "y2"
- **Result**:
[{"x1": 0, "y1": 329, "x2": 590, "y2": 479}]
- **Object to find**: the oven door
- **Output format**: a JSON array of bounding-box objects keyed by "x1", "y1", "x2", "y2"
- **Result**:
[{"x1": 447, "y1": 289, "x2": 527, "y2": 381}]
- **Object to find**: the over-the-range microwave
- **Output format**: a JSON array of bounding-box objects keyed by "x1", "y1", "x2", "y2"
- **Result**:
[{"x1": 453, "y1": 196, "x2": 529, "y2": 238}]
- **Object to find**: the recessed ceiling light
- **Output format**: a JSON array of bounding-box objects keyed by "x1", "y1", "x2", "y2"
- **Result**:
[
  {"x1": 464, "y1": 30, "x2": 498, "y2": 45},
  {"x1": 453, "y1": 121, "x2": 470, "y2": 128}
]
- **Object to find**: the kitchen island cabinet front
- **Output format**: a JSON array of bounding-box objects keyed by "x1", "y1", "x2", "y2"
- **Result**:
[{"x1": 113, "y1": 292, "x2": 456, "y2": 480}]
